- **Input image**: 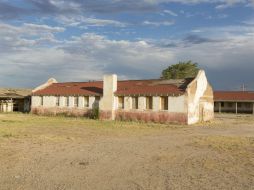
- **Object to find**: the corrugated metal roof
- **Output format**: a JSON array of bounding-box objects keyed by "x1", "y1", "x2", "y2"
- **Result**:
[
  {"x1": 214, "y1": 91, "x2": 254, "y2": 101},
  {"x1": 32, "y1": 81, "x2": 103, "y2": 96},
  {"x1": 32, "y1": 78, "x2": 194, "y2": 96},
  {"x1": 0, "y1": 88, "x2": 32, "y2": 98}
]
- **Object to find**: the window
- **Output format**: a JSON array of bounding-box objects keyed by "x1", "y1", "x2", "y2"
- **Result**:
[
  {"x1": 84, "y1": 96, "x2": 89, "y2": 107},
  {"x1": 228, "y1": 102, "x2": 233, "y2": 108},
  {"x1": 74, "y1": 96, "x2": 78, "y2": 107},
  {"x1": 146, "y1": 96, "x2": 153, "y2": 110},
  {"x1": 118, "y1": 96, "x2": 124, "y2": 109},
  {"x1": 161, "y1": 96, "x2": 168, "y2": 110},
  {"x1": 40, "y1": 96, "x2": 43, "y2": 106},
  {"x1": 238, "y1": 103, "x2": 242, "y2": 108},
  {"x1": 132, "y1": 97, "x2": 138, "y2": 109},
  {"x1": 56, "y1": 96, "x2": 60, "y2": 106},
  {"x1": 66, "y1": 97, "x2": 70, "y2": 107},
  {"x1": 246, "y1": 103, "x2": 251, "y2": 108},
  {"x1": 221, "y1": 102, "x2": 224, "y2": 107},
  {"x1": 95, "y1": 96, "x2": 100, "y2": 101},
  {"x1": 91, "y1": 96, "x2": 100, "y2": 108}
]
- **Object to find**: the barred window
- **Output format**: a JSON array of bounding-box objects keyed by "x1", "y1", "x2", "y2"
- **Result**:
[
  {"x1": 56, "y1": 96, "x2": 60, "y2": 106},
  {"x1": 74, "y1": 97, "x2": 78, "y2": 107},
  {"x1": 95, "y1": 96, "x2": 100, "y2": 102},
  {"x1": 132, "y1": 97, "x2": 138, "y2": 109},
  {"x1": 66, "y1": 97, "x2": 69, "y2": 107},
  {"x1": 161, "y1": 96, "x2": 168, "y2": 110},
  {"x1": 84, "y1": 96, "x2": 89, "y2": 107},
  {"x1": 40, "y1": 96, "x2": 43, "y2": 106},
  {"x1": 118, "y1": 96, "x2": 124, "y2": 109},
  {"x1": 146, "y1": 96, "x2": 153, "y2": 110}
]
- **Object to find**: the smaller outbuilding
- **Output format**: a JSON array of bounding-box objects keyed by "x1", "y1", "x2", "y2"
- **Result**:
[
  {"x1": 214, "y1": 91, "x2": 254, "y2": 114},
  {"x1": 0, "y1": 88, "x2": 31, "y2": 112}
]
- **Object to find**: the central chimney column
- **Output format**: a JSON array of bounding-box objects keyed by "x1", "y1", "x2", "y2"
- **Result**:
[{"x1": 99, "y1": 74, "x2": 117, "y2": 120}]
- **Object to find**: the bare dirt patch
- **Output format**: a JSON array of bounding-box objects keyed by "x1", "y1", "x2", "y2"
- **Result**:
[{"x1": 0, "y1": 113, "x2": 253, "y2": 190}]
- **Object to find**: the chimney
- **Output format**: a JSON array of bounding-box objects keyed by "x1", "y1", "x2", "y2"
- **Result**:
[{"x1": 99, "y1": 74, "x2": 117, "y2": 120}]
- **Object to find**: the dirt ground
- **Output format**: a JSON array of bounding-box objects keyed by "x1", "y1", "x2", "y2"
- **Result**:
[{"x1": 0, "y1": 113, "x2": 253, "y2": 190}]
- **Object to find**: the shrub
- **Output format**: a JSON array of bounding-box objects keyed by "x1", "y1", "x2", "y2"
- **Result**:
[
  {"x1": 88, "y1": 107, "x2": 100, "y2": 119},
  {"x1": 115, "y1": 110, "x2": 187, "y2": 124},
  {"x1": 31, "y1": 107, "x2": 90, "y2": 118}
]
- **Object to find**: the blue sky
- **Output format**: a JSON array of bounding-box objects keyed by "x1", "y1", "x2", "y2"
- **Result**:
[{"x1": 0, "y1": 0, "x2": 254, "y2": 90}]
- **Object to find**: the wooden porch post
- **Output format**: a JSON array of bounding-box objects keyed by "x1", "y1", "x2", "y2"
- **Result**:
[
  {"x1": 219, "y1": 102, "x2": 221, "y2": 113},
  {"x1": 236, "y1": 102, "x2": 238, "y2": 114},
  {"x1": 253, "y1": 102, "x2": 254, "y2": 115},
  {"x1": 10, "y1": 98, "x2": 13, "y2": 112}
]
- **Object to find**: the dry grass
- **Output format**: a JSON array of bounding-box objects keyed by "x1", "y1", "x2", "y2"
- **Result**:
[
  {"x1": 0, "y1": 113, "x2": 254, "y2": 190},
  {"x1": 193, "y1": 136, "x2": 254, "y2": 152},
  {"x1": 0, "y1": 113, "x2": 180, "y2": 142}
]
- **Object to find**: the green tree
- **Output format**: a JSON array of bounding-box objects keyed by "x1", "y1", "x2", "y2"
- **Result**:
[{"x1": 161, "y1": 61, "x2": 199, "y2": 79}]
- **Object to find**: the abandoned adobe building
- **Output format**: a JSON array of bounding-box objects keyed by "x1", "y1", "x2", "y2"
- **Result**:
[
  {"x1": 31, "y1": 70, "x2": 214, "y2": 125},
  {"x1": 0, "y1": 88, "x2": 31, "y2": 112},
  {"x1": 214, "y1": 91, "x2": 254, "y2": 114}
]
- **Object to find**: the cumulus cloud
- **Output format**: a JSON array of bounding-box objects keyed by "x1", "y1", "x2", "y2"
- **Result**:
[
  {"x1": 164, "y1": 25, "x2": 254, "y2": 90},
  {"x1": 1, "y1": 20, "x2": 254, "y2": 90},
  {"x1": 0, "y1": 22, "x2": 64, "y2": 53},
  {"x1": 0, "y1": 23, "x2": 174, "y2": 87},
  {"x1": 0, "y1": 0, "x2": 254, "y2": 92}
]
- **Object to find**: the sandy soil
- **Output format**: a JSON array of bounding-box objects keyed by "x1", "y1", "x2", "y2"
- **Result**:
[{"x1": 0, "y1": 113, "x2": 253, "y2": 190}]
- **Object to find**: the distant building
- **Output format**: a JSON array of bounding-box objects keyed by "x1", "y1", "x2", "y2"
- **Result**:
[
  {"x1": 214, "y1": 91, "x2": 254, "y2": 114},
  {"x1": 0, "y1": 88, "x2": 31, "y2": 112},
  {"x1": 31, "y1": 70, "x2": 214, "y2": 125}
]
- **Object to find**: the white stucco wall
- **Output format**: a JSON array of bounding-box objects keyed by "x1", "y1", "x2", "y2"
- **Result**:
[
  {"x1": 124, "y1": 97, "x2": 132, "y2": 111},
  {"x1": 59, "y1": 96, "x2": 66, "y2": 107},
  {"x1": 68, "y1": 96, "x2": 74, "y2": 108},
  {"x1": 42, "y1": 96, "x2": 56, "y2": 108},
  {"x1": 32, "y1": 95, "x2": 94, "y2": 109},
  {"x1": 78, "y1": 96, "x2": 84, "y2": 108},
  {"x1": 153, "y1": 96, "x2": 160, "y2": 111},
  {"x1": 168, "y1": 95, "x2": 186, "y2": 113},
  {"x1": 199, "y1": 100, "x2": 214, "y2": 121},
  {"x1": 138, "y1": 97, "x2": 146, "y2": 110},
  {"x1": 31, "y1": 96, "x2": 41, "y2": 107},
  {"x1": 187, "y1": 70, "x2": 213, "y2": 125}
]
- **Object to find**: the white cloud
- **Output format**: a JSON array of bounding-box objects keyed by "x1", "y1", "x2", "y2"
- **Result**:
[
  {"x1": 163, "y1": 10, "x2": 178, "y2": 16},
  {"x1": 1, "y1": 21, "x2": 254, "y2": 90},
  {"x1": 0, "y1": 23, "x2": 174, "y2": 87},
  {"x1": 0, "y1": 22, "x2": 64, "y2": 53},
  {"x1": 143, "y1": 20, "x2": 175, "y2": 26},
  {"x1": 144, "y1": 0, "x2": 252, "y2": 9},
  {"x1": 56, "y1": 15, "x2": 127, "y2": 27}
]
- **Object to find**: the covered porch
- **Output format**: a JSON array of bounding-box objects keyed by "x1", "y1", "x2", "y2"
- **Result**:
[
  {"x1": 214, "y1": 101, "x2": 254, "y2": 114},
  {"x1": 0, "y1": 88, "x2": 31, "y2": 113},
  {"x1": 214, "y1": 91, "x2": 254, "y2": 115}
]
